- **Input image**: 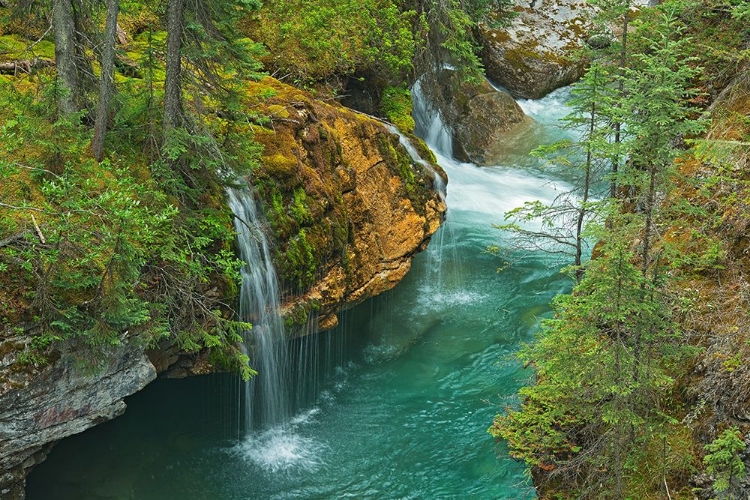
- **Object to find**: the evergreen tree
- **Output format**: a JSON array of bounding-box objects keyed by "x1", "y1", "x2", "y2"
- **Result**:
[{"x1": 498, "y1": 61, "x2": 615, "y2": 280}]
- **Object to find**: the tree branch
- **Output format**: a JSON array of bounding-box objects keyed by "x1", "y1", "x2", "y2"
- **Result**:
[{"x1": 0, "y1": 231, "x2": 30, "y2": 249}]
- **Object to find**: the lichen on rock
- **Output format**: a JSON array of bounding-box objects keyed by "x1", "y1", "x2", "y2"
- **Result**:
[{"x1": 479, "y1": 0, "x2": 594, "y2": 99}]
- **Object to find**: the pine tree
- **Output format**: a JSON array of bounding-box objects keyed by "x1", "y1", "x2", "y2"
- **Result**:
[
  {"x1": 491, "y1": 3, "x2": 707, "y2": 498},
  {"x1": 497, "y1": 61, "x2": 615, "y2": 280}
]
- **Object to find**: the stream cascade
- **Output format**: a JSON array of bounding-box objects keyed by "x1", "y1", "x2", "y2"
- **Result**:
[{"x1": 26, "y1": 81, "x2": 579, "y2": 499}]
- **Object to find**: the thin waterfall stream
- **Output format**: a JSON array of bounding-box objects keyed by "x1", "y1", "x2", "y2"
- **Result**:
[
  {"x1": 227, "y1": 188, "x2": 290, "y2": 431},
  {"x1": 26, "y1": 86, "x2": 576, "y2": 499}
]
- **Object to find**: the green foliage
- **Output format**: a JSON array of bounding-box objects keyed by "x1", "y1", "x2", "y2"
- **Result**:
[
  {"x1": 498, "y1": 61, "x2": 615, "y2": 276},
  {"x1": 491, "y1": 2, "x2": 721, "y2": 497},
  {"x1": 704, "y1": 427, "x2": 747, "y2": 494},
  {"x1": 290, "y1": 187, "x2": 313, "y2": 226},
  {"x1": 0, "y1": 97, "x2": 171, "y2": 352},
  {"x1": 433, "y1": 0, "x2": 485, "y2": 82},
  {"x1": 732, "y1": 0, "x2": 750, "y2": 20},
  {"x1": 491, "y1": 225, "x2": 692, "y2": 492},
  {"x1": 0, "y1": 0, "x2": 267, "y2": 377},
  {"x1": 465, "y1": 0, "x2": 517, "y2": 27},
  {"x1": 283, "y1": 229, "x2": 318, "y2": 290},
  {"x1": 249, "y1": 0, "x2": 418, "y2": 83}
]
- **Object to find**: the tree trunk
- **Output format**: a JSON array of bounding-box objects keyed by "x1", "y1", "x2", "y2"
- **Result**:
[
  {"x1": 53, "y1": 0, "x2": 78, "y2": 115},
  {"x1": 611, "y1": 1, "x2": 630, "y2": 199},
  {"x1": 575, "y1": 100, "x2": 596, "y2": 282},
  {"x1": 92, "y1": 0, "x2": 119, "y2": 162},
  {"x1": 163, "y1": 0, "x2": 185, "y2": 141}
]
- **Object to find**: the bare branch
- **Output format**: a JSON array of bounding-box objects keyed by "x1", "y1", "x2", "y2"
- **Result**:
[
  {"x1": 0, "y1": 231, "x2": 30, "y2": 249},
  {"x1": 31, "y1": 214, "x2": 46, "y2": 243}
]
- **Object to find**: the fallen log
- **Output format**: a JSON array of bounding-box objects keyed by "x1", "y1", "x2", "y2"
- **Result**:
[{"x1": 0, "y1": 58, "x2": 55, "y2": 75}]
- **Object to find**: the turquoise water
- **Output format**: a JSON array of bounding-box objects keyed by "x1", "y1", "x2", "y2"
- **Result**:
[{"x1": 26, "y1": 88, "x2": 575, "y2": 499}]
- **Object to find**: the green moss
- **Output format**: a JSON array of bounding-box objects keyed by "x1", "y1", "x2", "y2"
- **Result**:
[
  {"x1": 380, "y1": 85, "x2": 416, "y2": 133},
  {"x1": 267, "y1": 104, "x2": 290, "y2": 118},
  {"x1": 408, "y1": 135, "x2": 437, "y2": 165},
  {"x1": 264, "y1": 152, "x2": 299, "y2": 179},
  {"x1": 0, "y1": 34, "x2": 55, "y2": 61},
  {"x1": 282, "y1": 228, "x2": 318, "y2": 289},
  {"x1": 377, "y1": 132, "x2": 415, "y2": 191},
  {"x1": 290, "y1": 187, "x2": 312, "y2": 225}
]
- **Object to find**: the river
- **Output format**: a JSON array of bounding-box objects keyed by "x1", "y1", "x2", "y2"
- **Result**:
[{"x1": 26, "y1": 86, "x2": 576, "y2": 499}]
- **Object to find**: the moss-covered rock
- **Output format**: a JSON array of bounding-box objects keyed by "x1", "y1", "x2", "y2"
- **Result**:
[
  {"x1": 244, "y1": 77, "x2": 446, "y2": 336},
  {"x1": 479, "y1": 0, "x2": 593, "y2": 99}
]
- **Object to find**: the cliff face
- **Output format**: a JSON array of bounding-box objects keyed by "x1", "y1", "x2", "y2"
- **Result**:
[
  {"x1": 0, "y1": 339, "x2": 156, "y2": 499},
  {"x1": 0, "y1": 77, "x2": 445, "y2": 499},
  {"x1": 247, "y1": 77, "x2": 446, "y2": 334}
]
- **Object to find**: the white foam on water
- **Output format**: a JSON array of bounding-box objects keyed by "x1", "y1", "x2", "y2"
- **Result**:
[
  {"x1": 235, "y1": 427, "x2": 324, "y2": 474},
  {"x1": 290, "y1": 407, "x2": 321, "y2": 426},
  {"x1": 416, "y1": 286, "x2": 485, "y2": 310},
  {"x1": 233, "y1": 407, "x2": 326, "y2": 474}
]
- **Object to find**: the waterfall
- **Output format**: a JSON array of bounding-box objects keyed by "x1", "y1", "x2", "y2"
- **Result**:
[
  {"x1": 227, "y1": 188, "x2": 290, "y2": 431},
  {"x1": 412, "y1": 79, "x2": 453, "y2": 157},
  {"x1": 27, "y1": 77, "x2": 579, "y2": 500}
]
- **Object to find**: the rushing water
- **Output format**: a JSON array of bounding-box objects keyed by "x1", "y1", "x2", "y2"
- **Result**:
[{"x1": 26, "y1": 87, "x2": 576, "y2": 499}]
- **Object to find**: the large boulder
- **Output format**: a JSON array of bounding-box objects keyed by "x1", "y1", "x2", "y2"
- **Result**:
[
  {"x1": 479, "y1": 0, "x2": 594, "y2": 99},
  {"x1": 245, "y1": 77, "x2": 447, "y2": 334},
  {"x1": 452, "y1": 81, "x2": 530, "y2": 165},
  {"x1": 428, "y1": 69, "x2": 531, "y2": 165}
]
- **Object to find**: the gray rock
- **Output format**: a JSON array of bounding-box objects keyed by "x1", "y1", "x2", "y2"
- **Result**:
[
  {"x1": 430, "y1": 69, "x2": 531, "y2": 165},
  {"x1": 453, "y1": 89, "x2": 531, "y2": 165},
  {"x1": 0, "y1": 341, "x2": 156, "y2": 499},
  {"x1": 479, "y1": 0, "x2": 594, "y2": 99}
]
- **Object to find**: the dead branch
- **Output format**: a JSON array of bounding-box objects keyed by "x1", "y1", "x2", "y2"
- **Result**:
[
  {"x1": 31, "y1": 214, "x2": 46, "y2": 244},
  {"x1": 0, "y1": 231, "x2": 30, "y2": 249},
  {"x1": 116, "y1": 24, "x2": 129, "y2": 45}
]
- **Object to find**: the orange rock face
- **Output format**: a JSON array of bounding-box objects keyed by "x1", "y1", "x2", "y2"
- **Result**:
[{"x1": 247, "y1": 77, "x2": 447, "y2": 335}]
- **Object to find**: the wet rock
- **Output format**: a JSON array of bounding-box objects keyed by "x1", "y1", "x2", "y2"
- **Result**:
[
  {"x1": 451, "y1": 83, "x2": 531, "y2": 165},
  {"x1": 430, "y1": 69, "x2": 531, "y2": 165},
  {"x1": 245, "y1": 77, "x2": 447, "y2": 335}
]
